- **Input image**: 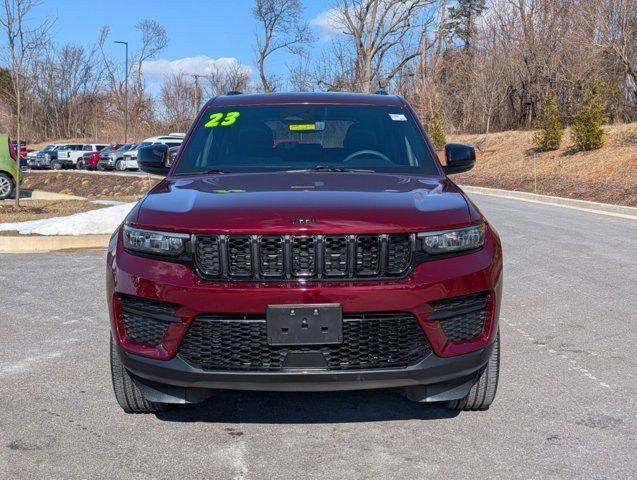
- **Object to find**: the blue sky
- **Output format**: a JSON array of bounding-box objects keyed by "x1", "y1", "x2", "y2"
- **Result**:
[{"x1": 28, "y1": 0, "x2": 338, "y2": 91}]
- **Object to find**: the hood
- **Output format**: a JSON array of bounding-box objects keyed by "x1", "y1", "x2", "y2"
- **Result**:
[{"x1": 133, "y1": 172, "x2": 475, "y2": 234}]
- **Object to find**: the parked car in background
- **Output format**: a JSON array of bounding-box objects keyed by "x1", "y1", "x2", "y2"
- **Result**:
[
  {"x1": 11, "y1": 140, "x2": 27, "y2": 158},
  {"x1": 78, "y1": 144, "x2": 123, "y2": 170},
  {"x1": 57, "y1": 143, "x2": 108, "y2": 169},
  {"x1": 31, "y1": 144, "x2": 67, "y2": 169},
  {"x1": 27, "y1": 144, "x2": 54, "y2": 168},
  {"x1": 0, "y1": 134, "x2": 25, "y2": 200},
  {"x1": 97, "y1": 143, "x2": 135, "y2": 171},
  {"x1": 119, "y1": 135, "x2": 184, "y2": 171},
  {"x1": 51, "y1": 144, "x2": 83, "y2": 169},
  {"x1": 165, "y1": 145, "x2": 181, "y2": 168}
]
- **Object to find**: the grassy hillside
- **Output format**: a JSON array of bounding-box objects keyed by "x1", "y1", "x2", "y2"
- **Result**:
[{"x1": 450, "y1": 123, "x2": 637, "y2": 206}]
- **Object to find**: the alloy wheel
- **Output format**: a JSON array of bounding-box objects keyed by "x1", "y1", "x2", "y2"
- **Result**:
[{"x1": 0, "y1": 174, "x2": 12, "y2": 198}]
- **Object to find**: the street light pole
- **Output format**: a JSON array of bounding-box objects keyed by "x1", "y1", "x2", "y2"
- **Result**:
[{"x1": 114, "y1": 40, "x2": 129, "y2": 143}]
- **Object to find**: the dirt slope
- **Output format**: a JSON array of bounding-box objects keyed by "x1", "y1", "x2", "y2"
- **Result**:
[{"x1": 450, "y1": 123, "x2": 637, "y2": 206}]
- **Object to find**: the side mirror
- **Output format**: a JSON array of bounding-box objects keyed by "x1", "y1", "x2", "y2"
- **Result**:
[
  {"x1": 138, "y1": 144, "x2": 170, "y2": 176},
  {"x1": 443, "y1": 143, "x2": 476, "y2": 175}
]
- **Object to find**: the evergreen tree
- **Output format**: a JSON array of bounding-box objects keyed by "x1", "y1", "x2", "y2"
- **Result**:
[
  {"x1": 427, "y1": 111, "x2": 447, "y2": 150},
  {"x1": 571, "y1": 80, "x2": 610, "y2": 151},
  {"x1": 533, "y1": 93, "x2": 563, "y2": 151},
  {"x1": 447, "y1": 0, "x2": 487, "y2": 50}
]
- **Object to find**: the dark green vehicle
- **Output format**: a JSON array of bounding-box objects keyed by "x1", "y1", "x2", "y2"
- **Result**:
[{"x1": 0, "y1": 134, "x2": 24, "y2": 200}]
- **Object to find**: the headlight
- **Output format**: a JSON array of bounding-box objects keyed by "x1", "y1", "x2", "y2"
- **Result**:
[
  {"x1": 122, "y1": 225, "x2": 189, "y2": 256},
  {"x1": 44, "y1": 153, "x2": 50, "y2": 159},
  {"x1": 418, "y1": 224, "x2": 485, "y2": 254}
]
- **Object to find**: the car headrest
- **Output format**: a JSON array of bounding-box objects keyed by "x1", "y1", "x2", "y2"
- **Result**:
[
  {"x1": 238, "y1": 126, "x2": 274, "y2": 155},
  {"x1": 343, "y1": 125, "x2": 378, "y2": 151}
]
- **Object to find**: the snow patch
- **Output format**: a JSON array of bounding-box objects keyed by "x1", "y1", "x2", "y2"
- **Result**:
[
  {"x1": 90, "y1": 199, "x2": 126, "y2": 206},
  {"x1": 0, "y1": 202, "x2": 136, "y2": 235}
]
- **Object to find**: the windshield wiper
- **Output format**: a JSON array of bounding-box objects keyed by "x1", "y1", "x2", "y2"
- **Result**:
[
  {"x1": 204, "y1": 168, "x2": 231, "y2": 174},
  {"x1": 287, "y1": 165, "x2": 375, "y2": 173}
]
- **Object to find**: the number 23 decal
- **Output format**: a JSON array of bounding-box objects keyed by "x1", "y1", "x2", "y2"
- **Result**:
[{"x1": 204, "y1": 111, "x2": 240, "y2": 128}]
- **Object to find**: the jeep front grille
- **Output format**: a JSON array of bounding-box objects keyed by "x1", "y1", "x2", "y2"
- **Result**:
[
  {"x1": 178, "y1": 312, "x2": 431, "y2": 371},
  {"x1": 193, "y1": 233, "x2": 415, "y2": 280}
]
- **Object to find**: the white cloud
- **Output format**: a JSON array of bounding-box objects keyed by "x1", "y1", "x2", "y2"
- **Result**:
[
  {"x1": 141, "y1": 55, "x2": 251, "y2": 83},
  {"x1": 309, "y1": 8, "x2": 345, "y2": 40}
]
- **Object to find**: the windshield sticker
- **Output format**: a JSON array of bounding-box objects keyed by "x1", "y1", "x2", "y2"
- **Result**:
[
  {"x1": 289, "y1": 124, "x2": 316, "y2": 131},
  {"x1": 289, "y1": 121, "x2": 325, "y2": 132},
  {"x1": 204, "y1": 111, "x2": 240, "y2": 128},
  {"x1": 389, "y1": 113, "x2": 407, "y2": 121}
]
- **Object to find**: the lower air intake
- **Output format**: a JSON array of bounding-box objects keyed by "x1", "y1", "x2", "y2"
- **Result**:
[{"x1": 178, "y1": 312, "x2": 431, "y2": 371}]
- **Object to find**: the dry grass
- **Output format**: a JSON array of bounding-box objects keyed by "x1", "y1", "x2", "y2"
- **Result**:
[
  {"x1": 22, "y1": 172, "x2": 160, "y2": 200},
  {"x1": 0, "y1": 200, "x2": 104, "y2": 223},
  {"x1": 450, "y1": 122, "x2": 637, "y2": 206}
]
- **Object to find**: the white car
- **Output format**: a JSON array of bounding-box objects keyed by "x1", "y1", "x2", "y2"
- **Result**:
[
  {"x1": 57, "y1": 143, "x2": 108, "y2": 169},
  {"x1": 118, "y1": 135, "x2": 184, "y2": 171}
]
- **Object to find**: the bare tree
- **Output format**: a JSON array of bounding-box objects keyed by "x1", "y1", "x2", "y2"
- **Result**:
[
  {"x1": 0, "y1": 0, "x2": 52, "y2": 206},
  {"x1": 253, "y1": 0, "x2": 311, "y2": 92},
  {"x1": 160, "y1": 73, "x2": 195, "y2": 132},
  {"x1": 97, "y1": 19, "x2": 167, "y2": 139},
  {"x1": 327, "y1": 0, "x2": 435, "y2": 93},
  {"x1": 205, "y1": 62, "x2": 251, "y2": 96}
]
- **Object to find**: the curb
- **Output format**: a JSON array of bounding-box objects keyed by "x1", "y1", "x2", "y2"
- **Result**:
[
  {"x1": 459, "y1": 185, "x2": 637, "y2": 220},
  {"x1": 0, "y1": 234, "x2": 111, "y2": 253}
]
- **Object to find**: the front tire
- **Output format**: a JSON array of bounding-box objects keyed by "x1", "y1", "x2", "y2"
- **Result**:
[
  {"x1": 110, "y1": 336, "x2": 169, "y2": 414},
  {"x1": 115, "y1": 159, "x2": 124, "y2": 171},
  {"x1": 446, "y1": 330, "x2": 500, "y2": 411},
  {"x1": 0, "y1": 172, "x2": 15, "y2": 200},
  {"x1": 77, "y1": 160, "x2": 85, "y2": 170},
  {"x1": 51, "y1": 161, "x2": 62, "y2": 170}
]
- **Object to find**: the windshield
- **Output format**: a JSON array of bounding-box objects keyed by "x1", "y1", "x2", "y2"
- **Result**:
[
  {"x1": 42, "y1": 145, "x2": 54, "y2": 152},
  {"x1": 173, "y1": 105, "x2": 439, "y2": 175},
  {"x1": 117, "y1": 144, "x2": 133, "y2": 151}
]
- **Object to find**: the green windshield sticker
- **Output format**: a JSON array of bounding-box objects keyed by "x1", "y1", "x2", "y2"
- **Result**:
[{"x1": 205, "y1": 111, "x2": 240, "y2": 128}]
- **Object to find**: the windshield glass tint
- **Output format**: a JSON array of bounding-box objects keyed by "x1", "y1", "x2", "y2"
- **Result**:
[{"x1": 173, "y1": 105, "x2": 438, "y2": 175}]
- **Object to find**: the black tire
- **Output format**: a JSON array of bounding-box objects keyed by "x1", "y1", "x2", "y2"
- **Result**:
[
  {"x1": 77, "y1": 160, "x2": 85, "y2": 170},
  {"x1": 110, "y1": 336, "x2": 169, "y2": 414},
  {"x1": 115, "y1": 159, "x2": 124, "y2": 171},
  {"x1": 51, "y1": 161, "x2": 62, "y2": 170},
  {"x1": 446, "y1": 330, "x2": 500, "y2": 411},
  {"x1": 97, "y1": 163, "x2": 105, "y2": 171},
  {"x1": 0, "y1": 172, "x2": 15, "y2": 200}
]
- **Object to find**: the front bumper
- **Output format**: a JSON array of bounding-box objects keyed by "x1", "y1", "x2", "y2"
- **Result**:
[
  {"x1": 107, "y1": 226, "x2": 503, "y2": 392},
  {"x1": 98, "y1": 158, "x2": 116, "y2": 169},
  {"x1": 117, "y1": 339, "x2": 493, "y2": 393}
]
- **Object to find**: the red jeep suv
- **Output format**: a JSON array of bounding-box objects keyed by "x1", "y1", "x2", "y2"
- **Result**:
[{"x1": 107, "y1": 92, "x2": 502, "y2": 414}]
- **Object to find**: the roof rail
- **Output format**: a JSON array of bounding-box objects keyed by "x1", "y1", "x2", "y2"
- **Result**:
[
  {"x1": 226, "y1": 90, "x2": 243, "y2": 95},
  {"x1": 374, "y1": 89, "x2": 389, "y2": 95}
]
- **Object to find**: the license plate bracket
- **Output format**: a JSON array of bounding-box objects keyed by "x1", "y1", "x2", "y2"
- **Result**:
[{"x1": 266, "y1": 304, "x2": 343, "y2": 346}]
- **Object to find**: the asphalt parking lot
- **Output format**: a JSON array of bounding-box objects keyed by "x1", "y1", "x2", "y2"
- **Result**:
[{"x1": 0, "y1": 193, "x2": 635, "y2": 479}]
